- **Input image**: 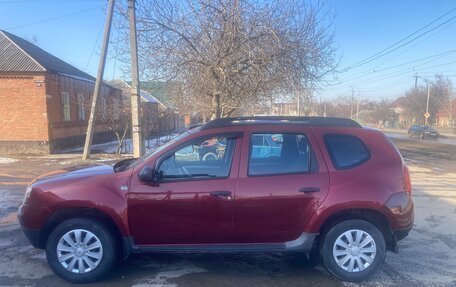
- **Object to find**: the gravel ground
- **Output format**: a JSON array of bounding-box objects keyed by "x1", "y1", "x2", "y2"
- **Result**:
[{"x1": 0, "y1": 137, "x2": 455, "y2": 287}]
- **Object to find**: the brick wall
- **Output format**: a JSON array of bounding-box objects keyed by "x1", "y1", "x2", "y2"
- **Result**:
[
  {"x1": 0, "y1": 73, "x2": 122, "y2": 154},
  {"x1": 0, "y1": 74, "x2": 49, "y2": 141},
  {"x1": 45, "y1": 73, "x2": 122, "y2": 151}
]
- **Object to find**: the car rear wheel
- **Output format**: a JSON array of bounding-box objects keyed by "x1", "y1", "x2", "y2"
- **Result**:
[
  {"x1": 321, "y1": 219, "x2": 386, "y2": 282},
  {"x1": 45, "y1": 218, "x2": 117, "y2": 283}
]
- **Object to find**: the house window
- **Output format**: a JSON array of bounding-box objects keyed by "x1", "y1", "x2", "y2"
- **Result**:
[
  {"x1": 100, "y1": 95, "x2": 107, "y2": 120},
  {"x1": 77, "y1": 94, "x2": 86, "y2": 121},
  {"x1": 61, "y1": 92, "x2": 70, "y2": 121},
  {"x1": 112, "y1": 98, "x2": 120, "y2": 120}
]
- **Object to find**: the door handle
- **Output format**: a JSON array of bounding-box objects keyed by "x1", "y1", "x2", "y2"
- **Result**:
[
  {"x1": 210, "y1": 190, "x2": 233, "y2": 200},
  {"x1": 299, "y1": 187, "x2": 320, "y2": 193}
]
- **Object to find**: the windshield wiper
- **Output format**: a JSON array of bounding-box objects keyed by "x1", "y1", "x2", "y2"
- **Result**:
[
  {"x1": 161, "y1": 173, "x2": 217, "y2": 179},
  {"x1": 113, "y1": 158, "x2": 137, "y2": 172}
]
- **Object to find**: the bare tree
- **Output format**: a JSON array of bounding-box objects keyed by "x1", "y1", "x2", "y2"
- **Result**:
[
  {"x1": 70, "y1": 87, "x2": 129, "y2": 154},
  {"x1": 95, "y1": 92, "x2": 131, "y2": 155},
  {"x1": 369, "y1": 99, "x2": 394, "y2": 127},
  {"x1": 403, "y1": 74, "x2": 452, "y2": 125},
  {"x1": 108, "y1": 102, "x2": 131, "y2": 155},
  {"x1": 113, "y1": 0, "x2": 337, "y2": 119}
]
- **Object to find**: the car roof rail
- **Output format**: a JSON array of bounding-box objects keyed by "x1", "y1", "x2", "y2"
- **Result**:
[{"x1": 200, "y1": 116, "x2": 362, "y2": 130}]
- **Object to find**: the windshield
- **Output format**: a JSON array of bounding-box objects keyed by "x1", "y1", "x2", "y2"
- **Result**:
[{"x1": 123, "y1": 127, "x2": 201, "y2": 170}]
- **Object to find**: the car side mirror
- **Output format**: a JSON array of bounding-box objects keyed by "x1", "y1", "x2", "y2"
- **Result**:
[{"x1": 138, "y1": 166, "x2": 158, "y2": 183}]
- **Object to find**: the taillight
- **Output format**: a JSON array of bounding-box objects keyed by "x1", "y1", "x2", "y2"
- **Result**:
[
  {"x1": 403, "y1": 165, "x2": 412, "y2": 194},
  {"x1": 385, "y1": 192, "x2": 412, "y2": 215}
]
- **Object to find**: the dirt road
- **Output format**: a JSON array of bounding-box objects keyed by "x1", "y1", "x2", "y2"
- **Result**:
[{"x1": 0, "y1": 138, "x2": 455, "y2": 287}]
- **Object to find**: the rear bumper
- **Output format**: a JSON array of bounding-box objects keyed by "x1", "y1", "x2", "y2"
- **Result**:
[{"x1": 393, "y1": 225, "x2": 413, "y2": 241}]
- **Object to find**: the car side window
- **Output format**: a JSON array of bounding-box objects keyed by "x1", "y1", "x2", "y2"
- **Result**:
[
  {"x1": 248, "y1": 133, "x2": 316, "y2": 176},
  {"x1": 324, "y1": 134, "x2": 370, "y2": 170},
  {"x1": 157, "y1": 136, "x2": 235, "y2": 180}
]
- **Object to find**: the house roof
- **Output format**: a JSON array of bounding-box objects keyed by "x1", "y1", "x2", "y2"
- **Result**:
[
  {"x1": 0, "y1": 30, "x2": 95, "y2": 81},
  {"x1": 109, "y1": 79, "x2": 166, "y2": 107},
  {"x1": 140, "y1": 81, "x2": 177, "y2": 108}
]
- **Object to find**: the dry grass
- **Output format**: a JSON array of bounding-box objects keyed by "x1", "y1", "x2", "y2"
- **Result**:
[{"x1": 391, "y1": 138, "x2": 456, "y2": 162}]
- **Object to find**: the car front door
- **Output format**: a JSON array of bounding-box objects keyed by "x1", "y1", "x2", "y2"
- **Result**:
[
  {"x1": 128, "y1": 133, "x2": 242, "y2": 245},
  {"x1": 234, "y1": 126, "x2": 329, "y2": 243}
]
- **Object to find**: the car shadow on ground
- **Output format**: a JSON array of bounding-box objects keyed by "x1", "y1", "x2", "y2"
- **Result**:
[
  {"x1": 0, "y1": 224, "x2": 341, "y2": 287},
  {"x1": 102, "y1": 252, "x2": 342, "y2": 287}
]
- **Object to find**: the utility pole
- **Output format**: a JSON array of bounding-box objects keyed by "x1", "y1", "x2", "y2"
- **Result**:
[
  {"x1": 413, "y1": 73, "x2": 418, "y2": 89},
  {"x1": 82, "y1": 0, "x2": 115, "y2": 160},
  {"x1": 318, "y1": 97, "x2": 321, "y2": 116},
  {"x1": 128, "y1": 0, "x2": 144, "y2": 157},
  {"x1": 448, "y1": 87, "x2": 453, "y2": 126},
  {"x1": 425, "y1": 82, "x2": 430, "y2": 126},
  {"x1": 355, "y1": 90, "x2": 361, "y2": 121},
  {"x1": 270, "y1": 95, "x2": 273, "y2": 115},
  {"x1": 297, "y1": 91, "x2": 301, "y2": 116},
  {"x1": 323, "y1": 103, "x2": 327, "y2": 117},
  {"x1": 350, "y1": 88, "x2": 354, "y2": 119},
  {"x1": 356, "y1": 99, "x2": 360, "y2": 121}
]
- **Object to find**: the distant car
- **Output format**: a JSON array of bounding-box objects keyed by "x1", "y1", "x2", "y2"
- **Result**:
[
  {"x1": 251, "y1": 134, "x2": 282, "y2": 159},
  {"x1": 196, "y1": 137, "x2": 227, "y2": 161},
  {"x1": 408, "y1": 125, "x2": 439, "y2": 139}
]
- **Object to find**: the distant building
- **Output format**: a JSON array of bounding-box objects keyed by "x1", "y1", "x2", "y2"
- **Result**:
[
  {"x1": 391, "y1": 97, "x2": 408, "y2": 127},
  {"x1": 271, "y1": 102, "x2": 299, "y2": 116},
  {"x1": 0, "y1": 30, "x2": 122, "y2": 154},
  {"x1": 435, "y1": 98, "x2": 455, "y2": 127},
  {"x1": 109, "y1": 79, "x2": 161, "y2": 137}
]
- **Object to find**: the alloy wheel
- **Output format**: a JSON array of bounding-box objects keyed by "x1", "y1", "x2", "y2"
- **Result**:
[
  {"x1": 332, "y1": 229, "x2": 377, "y2": 273},
  {"x1": 56, "y1": 229, "x2": 103, "y2": 274}
]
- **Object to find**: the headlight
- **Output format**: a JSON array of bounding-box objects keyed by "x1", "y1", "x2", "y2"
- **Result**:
[{"x1": 22, "y1": 185, "x2": 32, "y2": 205}]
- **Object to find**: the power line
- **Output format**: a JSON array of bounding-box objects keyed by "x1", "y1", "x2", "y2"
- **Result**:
[
  {"x1": 349, "y1": 15, "x2": 456, "y2": 69},
  {"x1": 332, "y1": 21, "x2": 456, "y2": 86},
  {"x1": 357, "y1": 76, "x2": 411, "y2": 93},
  {"x1": 6, "y1": 6, "x2": 101, "y2": 30},
  {"x1": 373, "y1": 19, "x2": 456, "y2": 70},
  {"x1": 0, "y1": 0, "x2": 102, "y2": 3},
  {"x1": 340, "y1": 49, "x2": 456, "y2": 84},
  {"x1": 84, "y1": 19, "x2": 105, "y2": 71},
  {"x1": 346, "y1": 7, "x2": 456, "y2": 70},
  {"x1": 338, "y1": 60, "x2": 456, "y2": 88}
]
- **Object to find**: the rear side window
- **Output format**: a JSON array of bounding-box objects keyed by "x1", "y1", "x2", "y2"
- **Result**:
[
  {"x1": 324, "y1": 134, "x2": 370, "y2": 170},
  {"x1": 248, "y1": 133, "x2": 317, "y2": 176}
]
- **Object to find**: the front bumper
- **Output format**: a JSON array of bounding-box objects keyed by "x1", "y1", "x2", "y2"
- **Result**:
[
  {"x1": 21, "y1": 226, "x2": 42, "y2": 248},
  {"x1": 17, "y1": 204, "x2": 50, "y2": 249}
]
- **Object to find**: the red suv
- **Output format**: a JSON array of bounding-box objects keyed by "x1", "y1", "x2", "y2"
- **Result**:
[{"x1": 18, "y1": 117, "x2": 414, "y2": 283}]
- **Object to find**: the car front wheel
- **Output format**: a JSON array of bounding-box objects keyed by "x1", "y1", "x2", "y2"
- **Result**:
[
  {"x1": 321, "y1": 219, "x2": 386, "y2": 282},
  {"x1": 45, "y1": 218, "x2": 117, "y2": 283}
]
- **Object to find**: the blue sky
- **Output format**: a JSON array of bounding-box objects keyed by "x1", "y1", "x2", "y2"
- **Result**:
[{"x1": 1, "y1": 0, "x2": 455, "y2": 101}]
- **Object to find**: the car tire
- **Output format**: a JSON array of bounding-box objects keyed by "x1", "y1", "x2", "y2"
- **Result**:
[
  {"x1": 45, "y1": 218, "x2": 117, "y2": 283},
  {"x1": 321, "y1": 219, "x2": 386, "y2": 282}
]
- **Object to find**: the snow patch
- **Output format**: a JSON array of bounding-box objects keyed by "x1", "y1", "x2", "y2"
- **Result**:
[
  {"x1": 0, "y1": 157, "x2": 18, "y2": 164},
  {"x1": 133, "y1": 262, "x2": 206, "y2": 287}
]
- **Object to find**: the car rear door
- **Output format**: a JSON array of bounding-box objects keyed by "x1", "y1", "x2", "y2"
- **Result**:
[{"x1": 233, "y1": 125, "x2": 329, "y2": 243}]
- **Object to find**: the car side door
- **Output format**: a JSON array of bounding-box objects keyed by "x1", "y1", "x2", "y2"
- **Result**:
[
  {"x1": 128, "y1": 132, "x2": 243, "y2": 245},
  {"x1": 233, "y1": 126, "x2": 330, "y2": 243}
]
